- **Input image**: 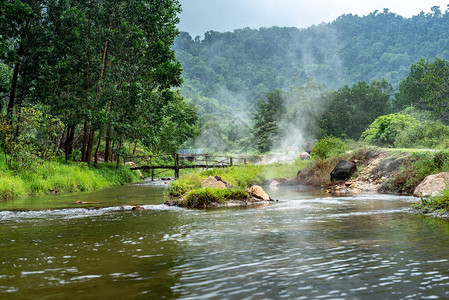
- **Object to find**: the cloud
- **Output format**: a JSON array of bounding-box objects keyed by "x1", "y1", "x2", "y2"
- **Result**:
[{"x1": 178, "y1": 0, "x2": 449, "y2": 37}]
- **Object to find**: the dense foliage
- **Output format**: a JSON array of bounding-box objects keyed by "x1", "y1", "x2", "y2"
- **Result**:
[
  {"x1": 361, "y1": 114, "x2": 420, "y2": 147},
  {"x1": 310, "y1": 137, "x2": 347, "y2": 160},
  {"x1": 0, "y1": 0, "x2": 198, "y2": 168}
]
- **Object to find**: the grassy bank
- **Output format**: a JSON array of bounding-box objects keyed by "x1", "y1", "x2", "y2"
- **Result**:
[
  {"x1": 169, "y1": 160, "x2": 308, "y2": 207},
  {"x1": 0, "y1": 156, "x2": 141, "y2": 201}
]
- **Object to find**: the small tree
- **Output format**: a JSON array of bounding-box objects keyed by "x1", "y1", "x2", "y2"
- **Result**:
[
  {"x1": 310, "y1": 136, "x2": 347, "y2": 160},
  {"x1": 361, "y1": 113, "x2": 419, "y2": 147}
]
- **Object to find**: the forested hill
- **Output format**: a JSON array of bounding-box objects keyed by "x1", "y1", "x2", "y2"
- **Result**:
[{"x1": 174, "y1": 7, "x2": 449, "y2": 106}]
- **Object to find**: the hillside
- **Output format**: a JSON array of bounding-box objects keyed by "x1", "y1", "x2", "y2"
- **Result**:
[
  {"x1": 175, "y1": 7, "x2": 449, "y2": 96},
  {"x1": 174, "y1": 7, "x2": 449, "y2": 151}
]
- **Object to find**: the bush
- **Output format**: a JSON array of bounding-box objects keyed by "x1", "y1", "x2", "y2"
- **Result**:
[
  {"x1": 361, "y1": 113, "x2": 419, "y2": 147},
  {"x1": 395, "y1": 121, "x2": 449, "y2": 148},
  {"x1": 310, "y1": 136, "x2": 347, "y2": 160}
]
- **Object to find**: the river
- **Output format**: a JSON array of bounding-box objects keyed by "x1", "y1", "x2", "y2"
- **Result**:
[{"x1": 1, "y1": 180, "x2": 449, "y2": 299}]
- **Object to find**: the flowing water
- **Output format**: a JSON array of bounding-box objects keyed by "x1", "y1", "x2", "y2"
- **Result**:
[{"x1": 1, "y1": 180, "x2": 449, "y2": 299}]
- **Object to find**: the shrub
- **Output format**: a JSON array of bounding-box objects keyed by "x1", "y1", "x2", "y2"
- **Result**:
[
  {"x1": 395, "y1": 120, "x2": 449, "y2": 148},
  {"x1": 310, "y1": 136, "x2": 347, "y2": 160},
  {"x1": 361, "y1": 113, "x2": 419, "y2": 147},
  {"x1": 179, "y1": 188, "x2": 249, "y2": 208}
]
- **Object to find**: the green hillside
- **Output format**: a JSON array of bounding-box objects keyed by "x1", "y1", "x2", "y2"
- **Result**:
[{"x1": 174, "y1": 7, "x2": 449, "y2": 152}]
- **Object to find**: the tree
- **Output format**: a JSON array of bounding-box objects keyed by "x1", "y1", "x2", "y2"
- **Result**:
[
  {"x1": 252, "y1": 89, "x2": 285, "y2": 153},
  {"x1": 0, "y1": 0, "x2": 195, "y2": 166},
  {"x1": 320, "y1": 79, "x2": 393, "y2": 139},
  {"x1": 396, "y1": 57, "x2": 449, "y2": 122},
  {"x1": 0, "y1": 0, "x2": 49, "y2": 125}
]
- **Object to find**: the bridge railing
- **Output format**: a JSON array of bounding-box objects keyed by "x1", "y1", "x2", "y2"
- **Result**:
[{"x1": 126, "y1": 153, "x2": 248, "y2": 180}]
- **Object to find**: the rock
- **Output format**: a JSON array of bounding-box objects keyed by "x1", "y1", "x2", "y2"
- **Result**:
[
  {"x1": 164, "y1": 200, "x2": 179, "y2": 206},
  {"x1": 330, "y1": 160, "x2": 357, "y2": 181},
  {"x1": 298, "y1": 152, "x2": 311, "y2": 160},
  {"x1": 297, "y1": 168, "x2": 306, "y2": 177},
  {"x1": 413, "y1": 172, "x2": 449, "y2": 197},
  {"x1": 246, "y1": 185, "x2": 271, "y2": 201},
  {"x1": 132, "y1": 205, "x2": 145, "y2": 210},
  {"x1": 201, "y1": 176, "x2": 227, "y2": 189}
]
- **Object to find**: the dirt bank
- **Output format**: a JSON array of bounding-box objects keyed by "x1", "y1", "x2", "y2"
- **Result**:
[{"x1": 295, "y1": 148, "x2": 416, "y2": 195}]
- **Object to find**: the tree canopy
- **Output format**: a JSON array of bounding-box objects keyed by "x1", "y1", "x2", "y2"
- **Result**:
[{"x1": 0, "y1": 0, "x2": 198, "y2": 166}]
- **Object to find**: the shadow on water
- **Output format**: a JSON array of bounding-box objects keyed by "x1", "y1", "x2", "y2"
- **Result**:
[{"x1": 1, "y1": 183, "x2": 449, "y2": 299}]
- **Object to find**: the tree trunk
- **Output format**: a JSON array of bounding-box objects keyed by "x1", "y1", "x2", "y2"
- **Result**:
[
  {"x1": 65, "y1": 125, "x2": 76, "y2": 163},
  {"x1": 111, "y1": 131, "x2": 116, "y2": 163},
  {"x1": 133, "y1": 141, "x2": 138, "y2": 155},
  {"x1": 7, "y1": 19, "x2": 29, "y2": 126},
  {"x1": 81, "y1": 120, "x2": 89, "y2": 162},
  {"x1": 116, "y1": 133, "x2": 123, "y2": 170},
  {"x1": 105, "y1": 125, "x2": 111, "y2": 162},
  {"x1": 7, "y1": 63, "x2": 20, "y2": 126},
  {"x1": 82, "y1": 0, "x2": 93, "y2": 163},
  {"x1": 94, "y1": 128, "x2": 103, "y2": 164},
  {"x1": 86, "y1": 128, "x2": 95, "y2": 166}
]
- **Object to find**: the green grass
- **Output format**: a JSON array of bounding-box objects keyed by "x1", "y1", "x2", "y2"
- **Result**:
[
  {"x1": 179, "y1": 188, "x2": 249, "y2": 208},
  {"x1": 0, "y1": 155, "x2": 141, "y2": 201}
]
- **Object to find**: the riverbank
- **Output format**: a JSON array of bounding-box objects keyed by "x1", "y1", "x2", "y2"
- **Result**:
[
  {"x1": 0, "y1": 156, "x2": 141, "y2": 201},
  {"x1": 295, "y1": 147, "x2": 449, "y2": 218}
]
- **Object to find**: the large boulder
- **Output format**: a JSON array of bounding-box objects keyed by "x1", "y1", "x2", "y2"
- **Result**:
[
  {"x1": 330, "y1": 160, "x2": 357, "y2": 181},
  {"x1": 246, "y1": 185, "x2": 271, "y2": 201},
  {"x1": 413, "y1": 172, "x2": 449, "y2": 197},
  {"x1": 201, "y1": 176, "x2": 227, "y2": 189}
]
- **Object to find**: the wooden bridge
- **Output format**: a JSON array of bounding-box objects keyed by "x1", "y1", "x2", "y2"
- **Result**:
[{"x1": 127, "y1": 153, "x2": 248, "y2": 180}]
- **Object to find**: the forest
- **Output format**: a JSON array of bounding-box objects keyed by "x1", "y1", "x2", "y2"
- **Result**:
[
  {"x1": 0, "y1": 0, "x2": 197, "y2": 170},
  {"x1": 175, "y1": 6, "x2": 449, "y2": 152}
]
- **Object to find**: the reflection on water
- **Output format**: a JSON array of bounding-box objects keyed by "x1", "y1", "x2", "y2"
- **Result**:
[{"x1": 1, "y1": 184, "x2": 449, "y2": 299}]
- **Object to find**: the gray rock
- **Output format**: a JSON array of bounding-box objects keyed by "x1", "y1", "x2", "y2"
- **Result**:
[{"x1": 330, "y1": 160, "x2": 357, "y2": 181}]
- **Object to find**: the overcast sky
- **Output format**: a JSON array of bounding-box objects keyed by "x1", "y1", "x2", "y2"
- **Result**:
[{"x1": 178, "y1": 0, "x2": 449, "y2": 37}]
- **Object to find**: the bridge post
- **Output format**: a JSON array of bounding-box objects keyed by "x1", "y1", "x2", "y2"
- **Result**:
[
  {"x1": 230, "y1": 157, "x2": 233, "y2": 166},
  {"x1": 174, "y1": 153, "x2": 179, "y2": 179}
]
